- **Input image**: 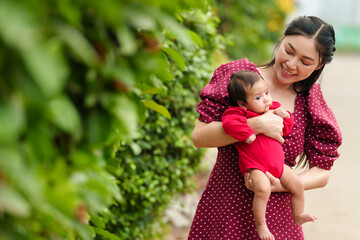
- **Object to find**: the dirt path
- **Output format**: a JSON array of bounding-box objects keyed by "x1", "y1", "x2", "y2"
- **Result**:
[{"x1": 302, "y1": 53, "x2": 360, "y2": 239}]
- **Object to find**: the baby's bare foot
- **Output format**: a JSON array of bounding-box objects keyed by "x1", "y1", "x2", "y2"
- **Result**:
[
  {"x1": 294, "y1": 213, "x2": 317, "y2": 225},
  {"x1": 256, "y1": 224, "x2": 275, "y2": 240}
]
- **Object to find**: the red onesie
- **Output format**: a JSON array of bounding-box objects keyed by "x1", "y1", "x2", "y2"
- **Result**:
[{"x1": 222, "y1": 101, "x2": 294, "y2": 178}]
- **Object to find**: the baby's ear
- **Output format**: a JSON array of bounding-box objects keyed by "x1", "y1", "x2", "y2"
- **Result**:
[{"x1": 237, "y1": 100, "x2": 246, "y2": 108}]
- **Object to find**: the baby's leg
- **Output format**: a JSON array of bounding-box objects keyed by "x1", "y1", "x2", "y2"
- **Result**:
[
  {"x1": 280, "y1": 165, "x2": 317, "y2": 225},
  {"x1": 250, "y1": 169, "x2": 274, "y2": 240}
]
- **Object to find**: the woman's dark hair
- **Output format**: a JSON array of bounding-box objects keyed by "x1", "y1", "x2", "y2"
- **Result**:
[
  {"x1": 228, "y1": 70, "x2": 263, "y2": 107},
  {"x1": 262, "y1": 16, "x2": 336, "y2": 95}
]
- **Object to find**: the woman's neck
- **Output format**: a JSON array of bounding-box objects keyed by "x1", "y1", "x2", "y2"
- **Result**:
[
  {"x1": 258, "y1": 66, "x2": 293, "y2": 93},
  {"x1": 258, "y1": 66, "x2": 297, "y2": 112}
]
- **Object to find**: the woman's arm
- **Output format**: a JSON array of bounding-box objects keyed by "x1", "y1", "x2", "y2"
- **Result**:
[
  {"x1": 298, "y1": 164, "x2": 330, "y2": 190},
  {"x1": 192, "y1": 121, "x2": 237, "y2": 148},
  {"x1": 245, "y1": 164, "x2": 330, "y2": 192},
  {"x1": 192, "y1": 110, "x2": 285, "y2": 148}
]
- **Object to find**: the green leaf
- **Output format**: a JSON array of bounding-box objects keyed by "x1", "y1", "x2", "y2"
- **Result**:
[
  {"x1": 23, "y1": 40, "x2": 69, "y2": 98},
  {"x1": 87, "y1": 110, "x2": 112, "y2": 146},
  {"x1": 0, "y1": 148, "x2": 43, "y2": 203},
  {"x1": 57, "y1": 1, "x2": 82, "y2": 27},
  {"x1": 117, "y1": 25, "x2": 137, "y2": 55},
  {"x1": 141, "y1": 88, "x2": 159, "y2": 95},
  {"x1": 0, "y1": 1, "x2": 65, "y2": 98},
  {"x1": 123, "y1": 6, "x2": 156, "y2": 31},
  {"x1": 100, "y1": 94, "x2": 138, "y2": 137},
  {"x1": 188, "y1": 30, "x2": 203, "y2": 48},
  {"x1": 161, "y1": 47, "x2": 186, "y2": 71},
  {"x1": 0, "y1": 95, "x2": 25, "y2": 144},
  {"x1": 73, "y1": 223, "x2": 94, "y2": 240},
  {"x1": 154, "y1": 52, "x2": 173, "y2": 81},
  {"x1": 157, "y1": 13, "x2": 193, "y2": 47},
  {"x1": 203, "y1": 0, "x2": 215, "y2": 10},
  {"x1": 103, "y1": 62, "x2": 135, "y2": 88},
  {"x1": 48, "y1": 95, "x2": 82, "y2": 139},
  {"x1": 129, "y1": 142, "x2": 142, "y2": 155},
  {"x1": 142, "y1": 100, "x2": 171, "y2": 119},
  {"x1": 0, "y1": 1, "x2": 39, "y2": 50},
  {"x1": 90, "y1": 214, "x2": 106, "y2": 228},
  {"x1": 0, "y1": 185, "x2": 31, "y2": 217},
  {"x1": 56, "y1": 24, "x2": 98, "y2": 66},
  {"x1": 93, "y1": 227, "x2": 121, "y2": 240}
]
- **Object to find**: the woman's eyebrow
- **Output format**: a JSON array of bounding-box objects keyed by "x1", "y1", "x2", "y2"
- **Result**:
[{"x1": 288, "y1": 43, "x2": 315, "y2": 62}]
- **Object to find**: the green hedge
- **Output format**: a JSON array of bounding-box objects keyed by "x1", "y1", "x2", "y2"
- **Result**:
[
  {"x1": 99, "y1": 8, "x2": 226, "y2": 240},
  {"x1": 216, "y1": 0, "x2": 294, "y2": 64},
  {"x1": 0, "y1": 0, "x2": 224, "y2": 239},
  {"x1": 0, "y1": 0, "x2": 290, "y2": 239}
]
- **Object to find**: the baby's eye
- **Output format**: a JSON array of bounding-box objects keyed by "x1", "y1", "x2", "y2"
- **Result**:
[
  {"x1": 265, "y1": 91, "x2": 269, "y2": 95},
  {"x1": 256, "y1": 97, "x2": 261, "y2": 100}
]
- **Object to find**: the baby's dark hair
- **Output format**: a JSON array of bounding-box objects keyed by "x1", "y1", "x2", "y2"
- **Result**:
[{"x1": 227, "y1": 70, "x2": 263, "y2": 107}]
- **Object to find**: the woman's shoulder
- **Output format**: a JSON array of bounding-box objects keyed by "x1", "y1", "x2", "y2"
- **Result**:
[
  {"x1": 305, "y1": 83, "x2": 339, "y2": 122},
  {"x1": 201, "y1": 58, "x2": 259, "y2": 97},
  {"x1": 207, "y1": 58, "x2": 259, "y2": 88},
  {"x1": 309, "y1": 83, "x2": 322, "y2": 94},
  {"x1": 296, "y1": 83, "x2": 323, "y2": 104},
  {"x1": 306, "y1": 83, "x2": 327, "y2": 105},
  {"x1": 215, "y1": 58, "x2": 259, "y2": 74}
]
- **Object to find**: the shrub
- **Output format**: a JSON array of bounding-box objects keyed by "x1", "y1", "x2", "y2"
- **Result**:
[
  {"x1": 216, "y1": 0, "x2": 294, "y2": 64},
  {"x1": 101, "y1": 8, "x2": 226, "y2": 240},
  {"x1": 0, "y1": 0, "x2": 224, "y2": 239}
]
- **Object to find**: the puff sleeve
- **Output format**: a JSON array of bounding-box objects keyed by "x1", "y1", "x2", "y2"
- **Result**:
[
  {"x1": 196, "y1": 58, "x2": 259, "y2": 123},
  {"x1": 304, "y1": 84, "x2": 342, "y2": 170}
]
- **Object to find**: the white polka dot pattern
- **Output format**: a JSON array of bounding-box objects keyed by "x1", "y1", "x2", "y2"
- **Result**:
[{"x1": 189, "y1": 59, "x2": 342, "y2": 239}]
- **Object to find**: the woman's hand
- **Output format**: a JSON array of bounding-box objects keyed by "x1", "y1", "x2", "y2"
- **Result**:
[
  {"x1": 244, "y1": 171, "x2": 288, "y2": 192},
  {"x1": 244, "y1": 172, "x2": 253, "y2": 191},
  {"x1": 247, "y1": 110, "x2": 285, "y2": 144},
  {"x1": 265, "y1": 172, "x2": 287, "y2": 192}
]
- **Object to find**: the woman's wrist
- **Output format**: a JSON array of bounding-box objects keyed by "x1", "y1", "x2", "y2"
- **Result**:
[
  {"x1": 192, "y1": 121, "x2": 238, "y2": 148},
  {"x1": 247, "y1": 117, "x2": 263, "y2": 135}
]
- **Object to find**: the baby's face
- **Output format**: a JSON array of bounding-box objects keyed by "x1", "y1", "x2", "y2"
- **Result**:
[{"x1": 245, "y1": 80, "x2": 272, "y2": 114}]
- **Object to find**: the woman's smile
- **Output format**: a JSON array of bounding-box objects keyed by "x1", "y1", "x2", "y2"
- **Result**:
[{"x1": 281, "y1": 64, "x2": 296, "y2": 77}]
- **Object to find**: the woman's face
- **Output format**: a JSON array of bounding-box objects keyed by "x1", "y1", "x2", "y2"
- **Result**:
[{"x1": 273, "y1": 35, "x2": 322, "y2": 87}]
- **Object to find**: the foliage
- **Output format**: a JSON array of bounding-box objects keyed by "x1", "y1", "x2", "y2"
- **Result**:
[
  {"x1": 0, "y1": 0, "x2": 224, "y2": 240},
  {"x1": 215, "y1": 0, "x2": 294, "y2": 64},
  {"x1": 100, "y1": 8, "x2": 226, "y2": 240},
  {"x1": 0, "y1": 0, "x2": 294, "y2": 239}
]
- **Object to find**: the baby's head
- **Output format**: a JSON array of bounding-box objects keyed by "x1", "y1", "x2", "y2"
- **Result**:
[{"x1": 227, "y1": 70, "x2": 272, "y2": 114}]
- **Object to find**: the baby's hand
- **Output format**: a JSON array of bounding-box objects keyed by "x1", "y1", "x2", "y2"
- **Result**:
[
  {"x1": 245, "y1": 134, "x2": 256, "y2": 144},
  {"x1": 274, "y1": 107, "x2": 290, "y2": 119}
]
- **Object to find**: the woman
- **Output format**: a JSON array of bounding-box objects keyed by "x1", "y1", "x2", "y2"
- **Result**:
[{"x1": 188, "y1": 16, "x2": 342, "y2": 240}]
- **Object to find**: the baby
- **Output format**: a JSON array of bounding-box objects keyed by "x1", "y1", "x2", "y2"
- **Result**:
[{"x1": 222, "y1": 70, "x2": 317, "y2": 240}]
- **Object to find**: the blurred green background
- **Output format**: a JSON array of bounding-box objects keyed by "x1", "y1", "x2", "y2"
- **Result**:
[
  {"x1": 2, "y1": 0, "x2": 341, "y2": 239},
  {"x1": 292, "y1": 0, "x2": 360, "y2": 52}
]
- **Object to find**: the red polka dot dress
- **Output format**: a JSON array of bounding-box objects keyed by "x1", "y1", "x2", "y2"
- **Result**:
[{"x1": 188, "y1": 58, "x2": 342, "y2": 240}]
